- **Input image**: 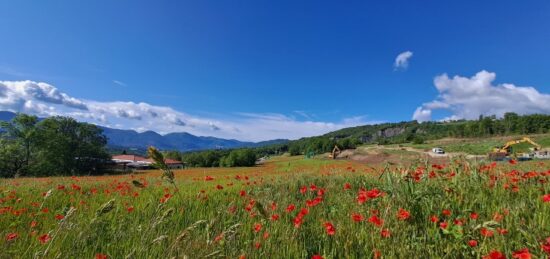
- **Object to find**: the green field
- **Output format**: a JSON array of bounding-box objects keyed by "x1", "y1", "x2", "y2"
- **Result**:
[{"x1": 1, "y1": 156, "x2": 549, "y2": 258}]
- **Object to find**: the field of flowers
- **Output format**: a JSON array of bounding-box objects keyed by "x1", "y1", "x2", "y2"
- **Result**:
[{"x1": 1, "y1": 156, "x2": 549, "y2": 258}]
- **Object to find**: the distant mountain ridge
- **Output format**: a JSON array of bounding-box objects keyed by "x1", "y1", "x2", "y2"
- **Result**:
[{"x1": 0, "y1": 111, "x2": 288, "y2": 152}]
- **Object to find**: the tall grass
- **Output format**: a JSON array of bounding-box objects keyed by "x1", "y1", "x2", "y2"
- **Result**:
[{"x1": 1, "y1": 158, "x2": 549, "y2": 258}]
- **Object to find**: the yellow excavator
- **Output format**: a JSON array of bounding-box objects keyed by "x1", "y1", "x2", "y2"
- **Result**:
[
  {"x1": 328, "y1": 145, "x2": 341, "y2": 159},
  {"x1": 488, "y1": 137, "x2": 541, "y2": 161}
]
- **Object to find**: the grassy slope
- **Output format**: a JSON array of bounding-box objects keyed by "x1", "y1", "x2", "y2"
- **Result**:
[{"x1": 399, "y1": 134, "x2": 550, "y2": 155}]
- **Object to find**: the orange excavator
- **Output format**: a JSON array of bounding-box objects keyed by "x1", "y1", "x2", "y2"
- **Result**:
[
  {"x1": 328, "y1": 145, "x2": 341, "y2": 159},
  {"x1": 488, "y1": 137, "x2": 541, "y2": 161}
]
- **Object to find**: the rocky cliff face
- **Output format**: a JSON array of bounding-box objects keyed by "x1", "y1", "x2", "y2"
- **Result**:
[{"x1": 376, "y1": 127, "x2": 406, "y2": 138}]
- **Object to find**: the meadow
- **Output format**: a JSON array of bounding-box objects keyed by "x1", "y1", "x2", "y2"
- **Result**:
[{"x1": 1, "y1": 156, "x2": 549, "y2": 258}]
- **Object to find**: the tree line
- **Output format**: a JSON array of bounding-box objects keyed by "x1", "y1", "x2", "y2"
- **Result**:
[
  {"x1": 163, "y1": 148, "x2": 258, "y2": 168},
  {"x1": 0, "y1": 114, "x2": 110, "y2": 177}
]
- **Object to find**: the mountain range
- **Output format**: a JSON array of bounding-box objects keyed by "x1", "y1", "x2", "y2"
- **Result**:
[{"x1": 0, "y1": 111, "x2": 288, "y2": 152}]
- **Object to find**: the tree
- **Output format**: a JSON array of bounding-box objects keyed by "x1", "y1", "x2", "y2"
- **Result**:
[
  {"x1": 0, "y1": 138, "x2": 26, "y2": 177},
  {"x1": 32, "y1": 117, "x2": 109, "y2": 176},
  {"x1": 0, "y1": 114, "x2": 39, "y2": 174}
]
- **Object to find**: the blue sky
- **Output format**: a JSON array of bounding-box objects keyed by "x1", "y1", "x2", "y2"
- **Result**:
[{"x1": 1, "y1": 1, "x2": 550, "y2": 141}]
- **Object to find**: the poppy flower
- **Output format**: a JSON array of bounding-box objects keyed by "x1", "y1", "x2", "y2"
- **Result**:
[
  {"x1": 300, "y1": 186, "x2": 307, "y2": 194},
  {"x1": 512, "y1": 248, "x2": 531, "y2": 259},
  {"x1": 468, "y1": 240, "x2": 478, "y2": 247},
  {"x1": 214, "y1": 233, "x2": 224, "y2": 242},
  {"x1": 324, "y1": 222, "x2": 336, "y2": 235},
  {"x1": 271, "y1": 214, "x2": 280, "y2": 221},
  {"x1": 38, "y1": 234, "x2": 51, "y2": 244},
  {"x1": 509, "y1": 159, "x2": 517, "y2": 165},
  {"x1": 55, "y1": 214, "x2": 65, "y2": 220},
  {"x1": 253, "y1": 223, "x2": 262, "y2": 233},
  {"x1": 541, "y1": 237, "x2": 550, "y2": 255},
  {"x1": 286, "y1": 204, "x2": 296, "y2": 213},
  {"x1": 215, "y1": 185, "x2": 223, "y2": 190},
  {"x1": 127, "y1": 206, "x2": 134, "y2": 213},
  {"x1": 542, "y1": 194, "x2": 550, "y2": 203},
  {"x1": 470, "y1": 212, "x2": 479, "y2": 220},
  {"x1": 351, "y1": 213, "x2": 364, "y2": 222},
  {"x1": 311, "y1": 255, "x2": 324, "y2": 259},
  {"x1": 343, "y1": 183, "x2": 351, "y2": 190},
  {"x1": 483, "y1": 250, "x2": 505, "y2": 259},
  {"x1": 430, "y1": 215, "x2": 439, "y2": 223},
  {"x1": 254, "y1": 242, "x2": 261, "y2": 249},
  {"x1": 95, "y1": 254, "x2": 108, "y2": 259},
  {"x1": 240, "y1": 190, "x2": 247, "y2": 197},
  {"x1": 442, "y1": 209, "x2": 452, "y2": 216},
  {"x1": 30, "y1": 221, "x2": 38, "y2": 228},
  {"x1": 439, "y1": 221, "x2": 448, "y2": 230},
  {"x1": 6, "y1": 233, "x2": 18, "y2": 241},
  {"x1": 368, "y1": 215, "x2": 384, "y2": 227},
  {"x1": 480, "y1": 227, "x2": 494, "y2": 237},
  {"x1": 397, "y1": 208, "x2": 410, "y2": 220},
  {"x1": 204, "y1": 176, "x2": 214, "y2": 181},
  {"x1": 380, "y1": 228, "x2": 390, "y2": 238},
  {"x1": 497, "y1": 228, "x2": 508, "y2": 235}
]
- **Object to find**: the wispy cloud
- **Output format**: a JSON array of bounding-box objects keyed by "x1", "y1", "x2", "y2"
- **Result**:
[
  {"x1": 0, "y1": 80, "x2": 377, "y2": 141},
  {"x1": 412, "y1": 70, "x2": 550, "y2": 122},
  {"x1": 394, "y1": 51, "x2": 413, "y2": 70},
  {"x1": 0, "y1": 66, "x2": 29, "y2": 77},
  {"x1": 113, "y1": 80, "x2": 127, "y2": 87}
]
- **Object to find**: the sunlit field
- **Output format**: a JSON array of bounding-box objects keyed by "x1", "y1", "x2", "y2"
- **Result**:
[{"x1": 1, "y1": 156, "x2": 549, "y2": 258}]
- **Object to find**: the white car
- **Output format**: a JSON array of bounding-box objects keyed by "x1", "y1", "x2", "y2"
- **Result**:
[{"x1": 432, "y1": 147, "x2": 445, "y2": 154}]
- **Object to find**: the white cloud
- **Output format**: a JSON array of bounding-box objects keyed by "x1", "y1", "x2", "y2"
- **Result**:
[
  {"x1": 412, "y1": 70, "x2": 550, "y2": 122},
  {"x1": 394, "y1": 51, "x2": 413, "y2": 70},
  {"x1": 0, "y1": 80, "x2": 377, "y2": 141},
  {"x1": 113, "y1": 80, "x2": 127, "y2": 87}
]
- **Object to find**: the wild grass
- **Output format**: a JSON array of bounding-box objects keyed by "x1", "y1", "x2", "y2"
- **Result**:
[{"x1": 1, "y1": 157, "x2": 549, "y2": 258}]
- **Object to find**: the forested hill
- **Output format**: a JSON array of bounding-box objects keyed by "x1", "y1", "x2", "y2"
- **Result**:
[{"x1": 283, "y1": 113, "x2": 550, "y2": 155}]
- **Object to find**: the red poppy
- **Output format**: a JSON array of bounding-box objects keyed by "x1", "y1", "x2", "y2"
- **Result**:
[
  {"x1": 380, "y1": 228, "x2": 390, "y2": 238},
  {"x1": 30, "y1": 221, "x2": 38, "y2": 228},
  {"x1": 509, "y1": 159, "x2": 517, "y2": 165},
  {"x1": 55, "y1": 214, "x2": 65, "y2": 220},
  {"x1": 439, "y1": 221, "x2": 448, "y2": 230},
  {"x1": 240, "y1": 190, "x2": 247, "y2": 197},
  {"x1": 311, "y1": 255, "x2": 324, "y2": 259},
  {"x1": 541, "y1": 237, "x2": 550, "y2": 255},
  {"x1": 300, "y1": 186, "x2": 307, "y2": 194},
  {"x1": 468, "y1": 240, "x2": 478, "y2": 247},
  {"x1": 497, "y1": 228, "x2": 508, "y2": 235},
  {"x1": 215, "y1": 185, "x2": 223, "y2": 190},
  {"x1": 480, "y1": 227, "x2": 494, "y2": 237},
  {"x1": 127, "y1": 206, "x2": 134, "y2": 213},
  {"x1": 271, "y1": 214, "x2": 280, "y2": 221},
  {"x1": 442, "y1": 209, "x2": 452, "y2": 216},
  {"x1": 397, "y1": 208, "x2": 410, "y2": 220},
  {"x1": 6, "y1": 233, "x2": 18, "y2": 241},
  {"x1": 95, "y1": 254, "x2": 108, "y2": 259},
  {"x1": 343, "y1": 183, "x2": 351, "y2": 190},
  {"x1": 512, "y1": 248, "x2": 531, "y2": 259},
  {"x1": 38, "y1": 234, "x2": 51, "y2": 244},
  {"x1": 253, "y1": 223, "x2": 262, "y2": 233},
  {"x1": 286, "y1": 204, "x2": 296, "y2": 213},
  {"x1": 254, "y1": 242, "x2": 261, "y2": 249},
  {"x1": 430, "y1": 215, "x2": 439, "y2": 223},
  {"x1": 542, "y1": 194, "x2": 550, "y2": 203},
  {"x1": 368, "y1": 215, "x2": 384, "y2": 227},
  {"x1": 214, "y1": 233, "x2": 224, "y2": 242},
  {"x1": 351, "y1": 213, "x2": 364, "y2": 222},
  {"x1": 324, "y1": 222, "x2": 336, "y2": 236},
  {"x1": 204, "y1": 176, "x2": 214, "y2": 181},
  {"x1": 470, "y1": 212, "x2": 479, "y2": 220},
  {"x1": 483, "y1": 251, "x2": 505, "y2": 259}
]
